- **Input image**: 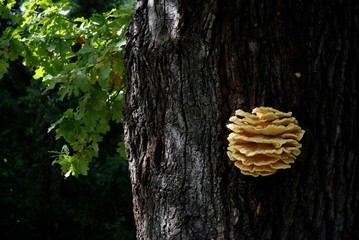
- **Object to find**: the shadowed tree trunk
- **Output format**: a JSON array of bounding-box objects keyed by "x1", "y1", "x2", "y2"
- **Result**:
[{"x1": 124, "y1": 0, "x2": 359, "y2": 239}]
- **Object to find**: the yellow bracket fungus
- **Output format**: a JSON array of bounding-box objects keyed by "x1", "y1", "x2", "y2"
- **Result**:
[{"x1": 226, "y1": 107, "x2": 305, "y2": 177}]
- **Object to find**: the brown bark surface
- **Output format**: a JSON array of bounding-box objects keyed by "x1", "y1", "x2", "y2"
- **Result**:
[{"x1": 124, "y1": 0, "x2": 359, "y2": 239}]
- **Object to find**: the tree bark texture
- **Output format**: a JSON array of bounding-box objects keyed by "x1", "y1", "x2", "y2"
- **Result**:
[{"x1": 124, "y1": 0, "x2": 359, "y2": 239}]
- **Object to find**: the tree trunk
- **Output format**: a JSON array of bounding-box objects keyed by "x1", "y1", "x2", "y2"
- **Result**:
[{"x1": 124, "y1": 0, "x2": 359, "y2": 239}]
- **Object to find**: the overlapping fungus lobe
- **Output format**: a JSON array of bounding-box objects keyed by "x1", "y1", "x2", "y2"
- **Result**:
[{"x1": 227, "y1": 107, "x2": 305, "y2": 177}]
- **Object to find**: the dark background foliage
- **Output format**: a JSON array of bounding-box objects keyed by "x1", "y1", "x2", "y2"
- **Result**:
[{"x1": 0, "y1": 0, "x2": 135, "y2": 239}]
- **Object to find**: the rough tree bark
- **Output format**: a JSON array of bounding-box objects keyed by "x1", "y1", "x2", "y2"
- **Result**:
[{"x1": 124, "y1": 0, "x2": 359, "y2": 239}]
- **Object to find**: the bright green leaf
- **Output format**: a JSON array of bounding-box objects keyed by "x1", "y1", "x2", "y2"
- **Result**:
[
  {"x1": 33, "y1": 66, "x2": 45, "y2": 79},
  {"x1": 1, "y1": 0, "x2": 134, "y2": 176},
  {"x1": 74, "y1": 17, "x2": 86, "y2": 23}
]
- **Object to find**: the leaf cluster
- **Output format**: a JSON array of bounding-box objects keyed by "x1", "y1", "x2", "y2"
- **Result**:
[
  {"x1": 0, "y1": 0, "x2": 133, "y2": 176},
  {"x1": 0, "y1": 74, "x2": 135, "y2": 238}
]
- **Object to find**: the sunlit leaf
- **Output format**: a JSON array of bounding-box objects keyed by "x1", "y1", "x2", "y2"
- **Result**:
[
  {"x1": 74, "y1": 17, "x2": 86, "y2": 23},
  {"x1": 0, "y1": 0, "x2": 134, "y2": 176},
  {"x1": 33, "y1": 66, "x2": 45, "y2": 79}
]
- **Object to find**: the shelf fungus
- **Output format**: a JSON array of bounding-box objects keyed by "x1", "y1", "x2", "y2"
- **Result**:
[{"x1": 226, "y1": 107, "x2": 305, "y2": 177}]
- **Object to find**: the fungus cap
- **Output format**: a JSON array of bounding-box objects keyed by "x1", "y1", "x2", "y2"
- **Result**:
[{"x1": 227, "y1": 107, "x2": 305, "y2": 177}]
